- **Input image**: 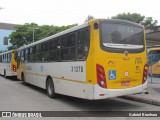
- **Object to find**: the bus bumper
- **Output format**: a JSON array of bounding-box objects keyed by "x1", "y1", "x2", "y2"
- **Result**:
[
  {"x1": 6, "y1": 71, "x2": 17, "y2": 77},
  {"x1": 93, "y1": 81, "x2": 148, "y2": 100}
]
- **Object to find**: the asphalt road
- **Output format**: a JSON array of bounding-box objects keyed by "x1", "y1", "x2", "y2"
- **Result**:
[{"x1": 0, "y1": 75, "x2": 160, "y2": 120}]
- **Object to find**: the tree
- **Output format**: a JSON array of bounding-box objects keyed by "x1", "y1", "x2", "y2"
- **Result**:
[
  {"x1": 84, "y1": 15, "x2": 95, "y2": 23},
  {"x1": 142, "y1": 17, "x2": 158, "y2": 29},
  {"x1": 112, "y1": 12, "x2": 158, "y2": 29},
  {"x1": 0, "y1": 50, "x2": 4, "y2": 54},
  {"x1": 9, "y1": 23, "x2": 38, "y2": 48},
  {"x1": 9, "y1": 23, "x2": 77, "y2": 49}
]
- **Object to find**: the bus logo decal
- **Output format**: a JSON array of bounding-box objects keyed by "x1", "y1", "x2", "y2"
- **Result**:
[
  {"x1": 40, "y1": 66, "x2": 43, "y2": 72},
  {"x1": 108, "y1": 61, "x2": 116, "y2": 66},
  {"x1": 124, "y1": 71, "x2": 129, "y2": 77},
  {"x1": 108, "y1": 70, "x2": 116, "y2": 80}
]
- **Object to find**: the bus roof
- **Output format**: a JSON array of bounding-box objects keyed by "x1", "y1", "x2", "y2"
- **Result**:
[
  {"x1": 17, "y1": 22, "x2": 89, "y2": 50},
  {"x1": 13, "y1": 19, "x2": 144, "y2": 51},
  {"x1": 0, "y1": 50, "x2": 14, "y2": 55}
]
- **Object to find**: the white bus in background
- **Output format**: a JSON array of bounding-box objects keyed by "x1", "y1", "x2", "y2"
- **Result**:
[{"x1": 0, "y1": 50, "x2": 17, "y2": 77}]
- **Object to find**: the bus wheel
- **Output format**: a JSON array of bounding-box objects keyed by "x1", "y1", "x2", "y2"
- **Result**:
[
  {"x1": 4, "y1": 70, "x2": 7, "y2": 78},
  {"x1": 21, "y1": 73, "x2": 26, "y2": 85},
  {"x1": 46, "y1": 78, "x2": 56, "y2": 98}
]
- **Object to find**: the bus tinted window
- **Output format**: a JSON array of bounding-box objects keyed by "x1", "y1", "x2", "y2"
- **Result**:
[
  {"x1": 50, "y1": 50, "x2": 60, "y2": 61},
  {"x1": 101, "y1": 23, "x2": 143, "y2": 49},
  {"x1": 8, "y1": 53, "x2": 11, "y2": 63},
  {"x1": 35, "y1": 53, "x2": 42, "y2": 62},
  {"x1": 61, "y1": 47, "x2": 75, "y2": 60},
  {"x1": 30, "y1": 47, "x2": 33, "y2": 54},
  {"x1": 77, "y1": 46, "x2": 88, "y2": 60},
  {"x1": 0, "y1": 55, "x2": 2, "y2": 62},
  {"x1": 62, "y1": 33, "x2": 75, "y2": 48},
  {"x1": 77, "y1": 28, "x2": 89, "y2": 60},
  {"x1": 50, "y1": 38, "x2": 61, "y2": 50},
  {"x1": 42, "y1": 42, "x2": 49, "y2": 52},
  {"x1": 61, "y1": 33, "x2": 76, "y2": 61},
  {"x1": 29, "y1": 47, "x2": 34, "y2": 62},
  {"x1": 78, "y1": 29, "x2": 89, "y2": 45},
  {"x1": 25, "y1": 49, "x2": 29, "y2": 63},
  {"x1": 42, "y1": 52, "x2": 50, "y2": 62},
  {"x1": 36, "y1": 45, "x2": 41, "y2": 53}
]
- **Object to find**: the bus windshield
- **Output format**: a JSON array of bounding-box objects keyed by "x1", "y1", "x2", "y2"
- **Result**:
[{"x1": 101, "y1": 23, "x2": 144, "y2": 50}]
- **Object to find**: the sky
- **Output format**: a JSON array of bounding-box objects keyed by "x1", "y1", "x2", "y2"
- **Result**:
[{"x1": 0, "y1": 0, "x2": 160, "y2": 26}]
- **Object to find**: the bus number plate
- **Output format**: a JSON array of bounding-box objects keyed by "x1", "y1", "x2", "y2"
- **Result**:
[
  {"x1": 71, "y1": 66, "x2": 83, "y2": 72},
  {"x1": 121, "y1": 81, "x2": 130, "y2": 86}
]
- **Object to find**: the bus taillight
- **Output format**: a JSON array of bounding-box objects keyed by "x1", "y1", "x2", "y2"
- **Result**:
[
  {"x1": 96, "y1": 64, "x2": 107, "y2": 88},
  {"x1": 13, "y1": 65, "x2": 16, "y2": 72},
  {"x1": 142, "y1": 64, "x2": 148, "y2": 84}
]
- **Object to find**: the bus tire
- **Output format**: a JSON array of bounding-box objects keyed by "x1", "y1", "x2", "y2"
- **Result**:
[
  {"x1": 21, "y1": 73, "x2": 26, "y2": 85},
  {"x1": 4, "y1": 70, "x2": 7, "y2": 78},
  {"x1": 46, "y1": 78, "x2": 56, "y2": 98}
]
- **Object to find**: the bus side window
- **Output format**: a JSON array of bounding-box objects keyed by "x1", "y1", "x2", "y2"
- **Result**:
[
  {"x1": 1, "y1": 55, "x2": 2, "y2": 62},
  {"x1": 4, "y1": 54, "x2": 6, "y2": 63},
  {"x1": 42, "y1": 42, "x2": 50, "y2": 62},
  {"x1": 50, "y1": 38, "x2": 60, "y2": 61},
  {"x1": 7, "y1": 53, "x2": 9, "y2": 63},
  {"x1": 21, "y1": 50, "x2": 25, "y2": 63},
  {"x1": 9, "y1": 53, "x2": 11, "y2": 63},
  {"x1": 25, "y1": 49, "x2": 29, "y2": 63},
  {"x1": 61, "y1": 33, "x2": 76, "y2": 61},
  {"x1": 2, "y1": 55, "x2": 4, "y2": 63},
  {"x1": 6, "y1": 54, "x2": 8, "y2": 63},
  {"x1": 77, "y1": 28, "x2": 89, "y2": 60},
  {"x1": 29, "y1": 47, "x2": 34, "y2": 63},
  {"x1": 35, "y1": 44, "x2": 42, "y2": 62},
  {"x1": 0, "y1": 55, "x2": 1, "y2": 62}
]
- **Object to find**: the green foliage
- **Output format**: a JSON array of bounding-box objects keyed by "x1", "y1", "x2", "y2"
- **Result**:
[
  {"x1": 9, "y1": 23, "x2": 78, "y2": 48},
  {"x1": 142, "y1": 17, "x2": 158, "y2": 29},
  {"x1": 112, "y1": 12, "x2": 158, "y2": 29},
  {"x1": 7, "y1": 46, "x2": 14, "y2": 51},
  {"x1": 0, "y1": 50, "x2": 4, "y2": 54}
]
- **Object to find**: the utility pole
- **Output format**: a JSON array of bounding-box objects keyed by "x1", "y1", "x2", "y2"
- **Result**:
[
  {"x1": 0, "y1": 7, "x2": 4, "y2": 10},
  {"x1": 0, "y1": 7, "x2": 4, "y2": 22},
  {"x1": 28, "y1": 27, "x2": 39, "y2": 43}
]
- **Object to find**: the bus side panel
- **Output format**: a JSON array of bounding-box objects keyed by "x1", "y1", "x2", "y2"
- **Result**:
[
  {"x1": 52, "y1": 62, "x2": 87, "y2": 98},
  {"x1": 3, "y1": 63, "x2": 16, "y2": 77},
  {"x1": 17, "y1": 62, "x2": 26, "y2": 81},
  {"x1": 0, "y1": 62, "x2": 4, "y2": 75},
  {"x1": 25, "y1": 62, "x2": 87, "y2": 99}
]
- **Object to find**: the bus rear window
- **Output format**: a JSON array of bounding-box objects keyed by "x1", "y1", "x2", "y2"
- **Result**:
[{"x1": 100, "y1": 22, "x2": 144, "y2": 53}]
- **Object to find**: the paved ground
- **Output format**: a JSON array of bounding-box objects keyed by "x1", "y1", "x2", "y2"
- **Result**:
[
  {"x1": 148, "y1": 76, "x2": 160, "y2": 83},
  {"x1": 123, "y1": 76, "x2": 160, "y2": 106},
  {"x1": 0, "y1": 75, "x2": 160, "y2": 120}
]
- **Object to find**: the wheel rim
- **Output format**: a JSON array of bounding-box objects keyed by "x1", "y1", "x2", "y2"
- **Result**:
[
  {"x1": 22, "y1": 75, "x2": 24, "y2": 82},
  {"x1": 48, "y1": 81, "x2": 53, "y2": 95},
  {"x1": 4, "y1": 71, "x2": 6, "y2": 77}
]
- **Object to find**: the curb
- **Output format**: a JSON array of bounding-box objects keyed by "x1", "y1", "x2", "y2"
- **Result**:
[{"x1": 121, "y1": 96, "x2": 160, "y2": 106}]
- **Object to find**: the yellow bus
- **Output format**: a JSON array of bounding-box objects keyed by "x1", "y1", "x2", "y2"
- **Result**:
[
  {"x1": 148, "y1": 47, "x2": 160, "y2": 76},
  {"x1": 0, "y1": 50, "x2": 17, "y2": 77},
  {"x1": 15, "y1": 19, "x2": 148, "y2": 99}
]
